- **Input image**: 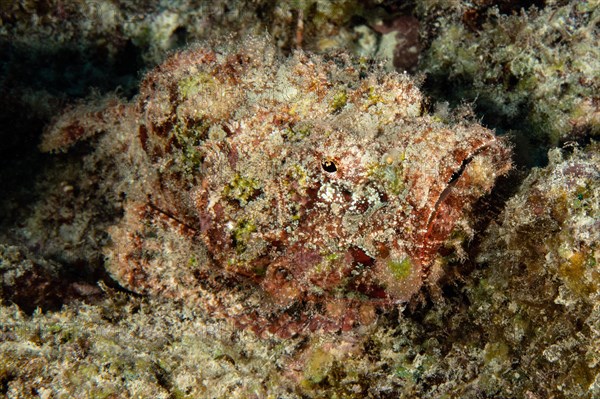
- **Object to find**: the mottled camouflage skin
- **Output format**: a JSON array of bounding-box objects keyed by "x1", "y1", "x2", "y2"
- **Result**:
[{"x1": 44, "y1": 37, "x2": 511, "y2": 336}]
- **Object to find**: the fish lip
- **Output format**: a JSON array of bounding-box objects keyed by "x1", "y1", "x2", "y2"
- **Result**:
[
  {"x1": 425, "y1": 138, "x2": 497, "y2": 230},
  {"x1": 412, "y1": 136, "x2": 510, "y2": 268}
]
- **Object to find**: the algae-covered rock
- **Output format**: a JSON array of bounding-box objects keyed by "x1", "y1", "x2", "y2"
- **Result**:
[
  {"x1": 420, "y1": 2, "x2": 599, "y2": 163},
  {"x1": 0, "y1": 294, "x2": 298, "y2": 398},
  {"x1": 1, "y1": 244, "x2": 63, "y2": 313},
  {"x1": 469, "y1": 142, "x2": 600, "y2": 397}
]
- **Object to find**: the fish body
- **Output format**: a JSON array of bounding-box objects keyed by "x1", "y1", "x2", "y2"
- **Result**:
[{"x1": 44, "y1": 37, "x2": 511, "y2": 336}]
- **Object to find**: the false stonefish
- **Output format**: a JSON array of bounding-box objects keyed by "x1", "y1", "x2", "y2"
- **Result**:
[{"x1": 44, "y1": 37, "x2": 511, "y2": 337}]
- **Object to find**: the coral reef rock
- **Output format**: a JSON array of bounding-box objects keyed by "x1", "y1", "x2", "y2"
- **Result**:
[
  {"x1": 469, "y1": 142, "x2": 600, "y2": 397},
  {"x1": 420, "y1": 1, "x2": 599, "y2": 162}
]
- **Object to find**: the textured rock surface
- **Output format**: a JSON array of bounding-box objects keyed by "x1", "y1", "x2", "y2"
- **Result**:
[
  {"x1": 420, "y1": 1, "x2": 599, "y2": 164},
  {"x1": 470, "y1": 143, "x2": 599, "y2": 397}
]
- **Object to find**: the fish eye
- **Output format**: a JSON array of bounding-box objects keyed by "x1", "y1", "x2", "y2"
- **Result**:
[{"x1": 321, "y1": 159, "x2": 337, "y2": 173}]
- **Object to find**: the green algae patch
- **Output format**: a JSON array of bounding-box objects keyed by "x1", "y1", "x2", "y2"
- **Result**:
[
  {"x1": 187, "y1": 255, "x2": 199, "y2": 269},
  {"x1": 282, "y1": 124, "x2": 312, "y2": 142},
  {"x1": 388, "y1": 258, "x2": 413, "y2": 280},
  {"x1": 329, "y1": 89, "x2": 348, "y2": 114},
  {"x1": 314, "y1": 252, "x2": 342, "y2": 275},
  {"x1": 232, "y1": 219, "x2": 257, "y2": 254},
  {"x1": 365, "y1": 86, "x2": 385, "y2": 108},
  {"x1": 367, "y1": 156, "x2": 406, "y2": 196},
  {"x1": 483, "y1": 341, "x2": 510, "y2": 366},
  {"x1": 223, "y1": 174, "x2": 262, "y2": 205},
  {"x1": 286, "y1": 164, "x2": 309, "y2": 188},
  {"x1": 303, "y1": 348, "x2": 335, "y2": 385},
  {"x1": 169, "y1": 120, "x2": 210, "y2": 180},
  {"x1": 178, "y1": 73, "x2": 218, "y2": 100},
  {"x1": 558, "y1": 251, "x2": 598, "y2": 298},
  {"x1": 381, "y1": 165, "x2": 405, "y2": 195}
]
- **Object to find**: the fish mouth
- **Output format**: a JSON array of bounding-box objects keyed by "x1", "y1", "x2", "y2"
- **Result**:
[
  {"x1": 416, "y1": 137, "x2": 511, "y2": 266},
  {"x1": 426, "y1": 141, "x2": 493, "y2": 229}
]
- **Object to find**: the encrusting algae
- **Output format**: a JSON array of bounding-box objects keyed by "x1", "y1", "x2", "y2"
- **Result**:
[{"x1": 42, "y1": 36, "x2": 511, "y2": 337}]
